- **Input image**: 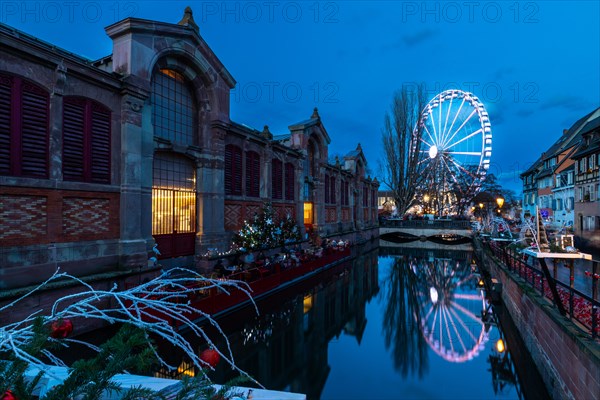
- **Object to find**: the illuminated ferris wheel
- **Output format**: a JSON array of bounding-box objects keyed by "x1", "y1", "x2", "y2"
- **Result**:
[
  {"x1": 415, "y1": 90, "x2": 492, "y2": 203},
  {"x1": 414, "y1": 258, "x2": 489, "y2": 363}
]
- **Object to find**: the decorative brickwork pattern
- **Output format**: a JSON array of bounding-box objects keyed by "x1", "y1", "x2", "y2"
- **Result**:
[
  {"x1": 342, "y1": 207, "x2": 350, "y2": 222},
  {"x1": 245, "y1": 204, "x2": 261, "y2": 221},
  {"x1": 284, "y1": 205, "x2": 295, "y2": 219},
  {"x1": 224, "y1": 203, "x2": 242, "y2": 230},
  {"x1": 0, "y1": 195, "x2": 47, "y2": 240},
  {"x1": 325, "y1": 206, "x2": 337, "y2": 223},
  {"x1": 272, "y1": 205, "x2": 296, "y2": 221},
  {"x1": 63, "y1": 197, "x2": 110, "y2": 236}
]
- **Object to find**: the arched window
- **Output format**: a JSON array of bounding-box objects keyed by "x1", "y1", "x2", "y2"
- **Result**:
[
  {"x1": 225, "y1": 144, "x2": 242, "y2": 196},
  {"x1": 0, "y1": 73, "x2": 49, "y2": 178},
  {"x1": 285, "y1": 162, "x2": 295, "y2": 201},
  {"x1": 245, "y1": 150, "x2": 260, "y2": 198},
  {"x1": 63, "y1": 97, "x2": 111, "y2": 183},
  {"x1": 152, "y1": 153, "x2": 196, "y2": 258},
  {"x1": 272, "y1": 158, "x2": 283, "y2": 200},
  {"x1": 152, "y1": 69, "x2": 196, "y2": 145}
]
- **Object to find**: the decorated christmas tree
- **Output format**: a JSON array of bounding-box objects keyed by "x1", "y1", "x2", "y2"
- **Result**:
[{"x1": 232, "y1": 202, "x2": 302, "y2": 251}]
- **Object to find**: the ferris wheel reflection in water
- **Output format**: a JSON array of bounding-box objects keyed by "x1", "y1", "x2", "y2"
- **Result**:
[
  {"x1": 382, "y1": 253, "x2": 516, "y2": 377},
  {"x1": 381, "y1": 251, "x2": 528, "y2": 397}
]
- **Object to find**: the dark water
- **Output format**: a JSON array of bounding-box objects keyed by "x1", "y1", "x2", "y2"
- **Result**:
[{"x1": 154, "y1": 245, "x2": 549, "y2": 400}]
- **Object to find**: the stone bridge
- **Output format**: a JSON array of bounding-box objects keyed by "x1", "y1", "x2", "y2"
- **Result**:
[{"x1": 379, "y1": 219, "x2": 473, "y2": 245}]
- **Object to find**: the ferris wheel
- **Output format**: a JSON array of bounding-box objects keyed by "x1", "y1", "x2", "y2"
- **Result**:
[
  {"x1": 415, "y1": 90, "x2": 492, "y2": 205},
  {"x1": 414, "y1": 258, "x2": 489, "y2": 363}
]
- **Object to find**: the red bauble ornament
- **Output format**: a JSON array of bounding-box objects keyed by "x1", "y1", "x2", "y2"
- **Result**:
[
  {"x1": 50, "y1": 318, "x2": 73, "y2": 339},
  {"x1": 200, "y1": 348, "x2": 220, "y2": 368},
  {"x1": 2, "y1": 390, "x2": 17, "y2": 400}
]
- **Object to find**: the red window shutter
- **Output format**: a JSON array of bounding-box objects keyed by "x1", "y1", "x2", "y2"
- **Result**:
[
  {"x1": 285, "y1": 162, "x2": 295, "y2": 201},
  {"x1": 20, "y1": 82, "x2": 49, "y2": 178},
  {"x1": 246, "y1": 151, "x2": 260, "y2": 198},
  {"x1": 90, "y1": 103, "x2": 111, "y2": 183},
  {"x1": 0, "y1": 75, "x2": 11, "y2": 174},
  {"x1": 324, "y1": 174, "x2": 330, "y2": 203},
  {"x1": 225, "y1": 144, "x2": 243, "y2": 196},
  {"x1": 331, "y1": 177, "x2": 336, "y2": 204},
  {"x1": 63, "y1": 99, "x2": 85, "y2": 181},
  {"x1": 272, "y1": 159, "x2": 282, "y2": 200},
  {"x1": 64, "y1": 97, "x2": 111, "y2": 183},
  {"x1": 225, "y1": 145, "x2": 233, "y2": 195},
  {"x1": 233, "y1": 146, "x2": 242, "y2": 195}
]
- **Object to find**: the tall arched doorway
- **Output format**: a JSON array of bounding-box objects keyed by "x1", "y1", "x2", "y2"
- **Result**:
[{"x1": 152, "y1": 153, "x2": 196, "y2": 258}]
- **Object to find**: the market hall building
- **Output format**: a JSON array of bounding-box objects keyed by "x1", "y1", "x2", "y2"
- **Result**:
[{"x1": 0, "y1": 8, "x2": 379, "y2": 292}]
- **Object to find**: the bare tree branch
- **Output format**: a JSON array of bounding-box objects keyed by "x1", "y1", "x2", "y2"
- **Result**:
[{"x1": 380, "y1": 85, "x2": 427, "y2": 216}]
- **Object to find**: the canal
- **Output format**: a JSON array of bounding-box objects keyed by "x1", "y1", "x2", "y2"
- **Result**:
[{"x1": 154, "y1": 244, "x2": 550, "y2": 400}]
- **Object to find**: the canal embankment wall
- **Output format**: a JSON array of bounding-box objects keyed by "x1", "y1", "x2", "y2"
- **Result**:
[{"x1": 475, "y1": 239, "x2": 600, "y2": 400}]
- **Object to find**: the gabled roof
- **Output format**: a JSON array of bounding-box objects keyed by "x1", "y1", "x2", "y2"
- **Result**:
[
  {"x1": 288, "y1": 108, "x2": 331, "y2": 144},
  {"x1": 570, "y1": 113, "x2": 600, "y2": 159},
  {"x1": 561, "y1": 108, "x2": 600, "y2": 150},
  {"x1": 540, "y1": 109, "x2": 597, "y2": 162},
  {"x1": 520, "y1": 157, "x2": 543, "y2": 178},
  {"x1": 345, "y1": 143, "x2": 368, "y2": 166}
]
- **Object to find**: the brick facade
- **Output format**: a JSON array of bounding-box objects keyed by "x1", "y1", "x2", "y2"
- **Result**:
[{"x1": 0, "y1": 8, "x2": 379, "y2": 292}]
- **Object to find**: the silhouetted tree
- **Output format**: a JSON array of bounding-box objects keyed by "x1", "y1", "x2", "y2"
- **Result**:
[{"x1": 380, "y1": 85, "x2": 427, "y2": 216}]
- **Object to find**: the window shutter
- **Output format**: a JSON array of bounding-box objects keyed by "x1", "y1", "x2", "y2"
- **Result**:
[
  {"x1": 233, "y1": 146, "x2": 242, "y2": 195},
  {"x1": 225, "y1": 144, "x2": 243, "y2": 195},
  {"x1": 285, "y1": 162, "x2": 295, "y2": 200},
  {"x1": 63, "y1": 99, "x2": 85, "y2": 181},
  {"x1": 246, "y1": 151, "x2": 260, "y2": 198},
  {"x1": 272, "y1": 159, "x2": 282, "y2": 200},
  {"x1": 225, "y1": 145, "x2": 233, "y2": 195},
  {"x1": 91, "y1": 103, "x2": 111, "y2": 183},
  {"x1": 20, "y1": 82, "x2": 48, "y2": 178},
  {"x1": 0, "y1": 75, "x2": 11, "y2": 174},
  {"x1": 330, "y1": 177, "x2": 336, "y2": 204}
]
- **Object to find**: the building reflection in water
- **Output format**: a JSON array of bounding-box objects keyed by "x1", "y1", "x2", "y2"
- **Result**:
[
  {"x1": 151, "y1": 245, "x2": 544, "y2": 399},
  {"x1": 154, "y1": 248, "x2": 380, "y2": 399}
]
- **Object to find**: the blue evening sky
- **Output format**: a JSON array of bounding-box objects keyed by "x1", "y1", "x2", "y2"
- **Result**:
[{"x1": 3, "y1": 1, "x2": 598, "y2": 193}]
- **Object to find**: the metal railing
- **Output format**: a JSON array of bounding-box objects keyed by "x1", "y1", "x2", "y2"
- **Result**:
[
  {"x1": 481, "y1": 239, "x2": 599, "y2": 340},
  {"x1": 379, "y1": 218, "x2": 472, "y2": 230}
]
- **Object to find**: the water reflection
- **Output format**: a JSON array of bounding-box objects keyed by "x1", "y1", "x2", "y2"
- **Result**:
[
  {"x1": 153, "y1": 248, "x2": 380, "y2": 399},
  {"x1": 381, "y1": 255, "x2": 429, "y2": 377},
  {"x1": 147, "y1": 246, "x2": 548, "y2": 399}
]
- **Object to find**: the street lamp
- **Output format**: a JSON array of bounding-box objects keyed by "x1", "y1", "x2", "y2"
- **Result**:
[{"x1": 496, "y1": 197, "x2": 504, "y2": 209}]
